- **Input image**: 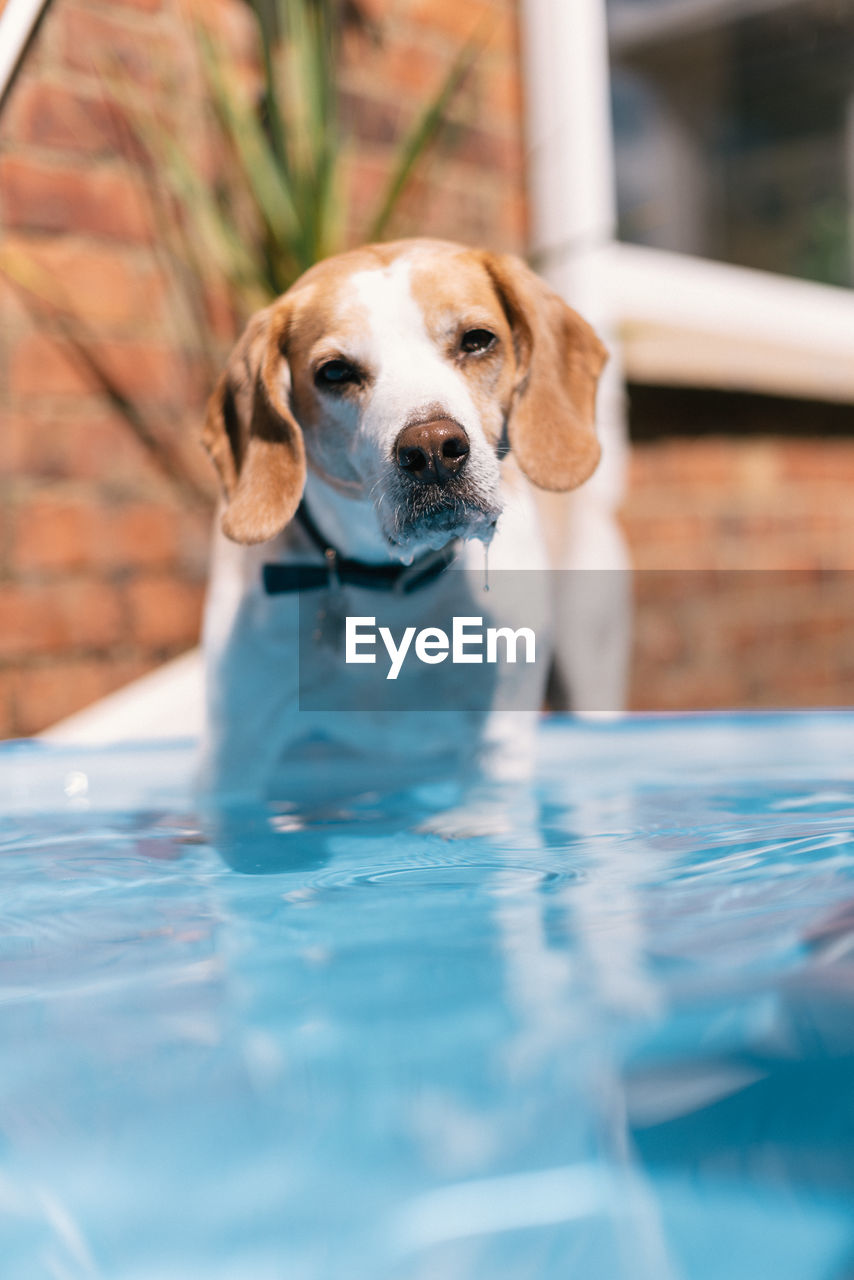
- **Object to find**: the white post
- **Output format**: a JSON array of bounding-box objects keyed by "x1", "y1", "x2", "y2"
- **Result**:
[
  {"x1": 519, "y1": 0, "x2": 631, "y2": 714},
  {"x1": 0, "y1": 0, "x2": 52, "y2": 110}
]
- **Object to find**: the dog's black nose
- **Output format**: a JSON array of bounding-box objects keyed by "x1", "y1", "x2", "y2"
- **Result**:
[{"x1": 395, "y1": 419, "x2": 470, "y2": 485}]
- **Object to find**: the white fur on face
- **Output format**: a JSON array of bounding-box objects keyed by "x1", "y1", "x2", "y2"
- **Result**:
[{"x1": 348, "y1": 257, "x2": 502, "y2": 554}]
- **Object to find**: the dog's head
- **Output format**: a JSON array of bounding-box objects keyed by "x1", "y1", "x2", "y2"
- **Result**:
[{"x1": 203, "y1": 239, "x2": 607, "y2": 555}]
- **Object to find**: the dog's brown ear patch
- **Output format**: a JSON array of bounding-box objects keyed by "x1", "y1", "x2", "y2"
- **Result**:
[
  {"x1": 202, "y1": 304, "x2": 306, "y2": 544},
  {"x1": 482, "y1": 252, "x2": 607, "y2": 492}
]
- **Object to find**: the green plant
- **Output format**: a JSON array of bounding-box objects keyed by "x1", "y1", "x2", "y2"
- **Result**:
[
  {"x1": 2, "y1": 0, "x2": 485, "y2": 500},
  {"x1": 154, "y1": 0, "x2": 483, "y2": 314}
]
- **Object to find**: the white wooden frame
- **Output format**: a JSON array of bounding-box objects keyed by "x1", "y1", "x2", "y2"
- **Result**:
[
  {"x1": 0, "y1": 0, "x2": 52, "y2": 109},
  {"x1": 521, "y1": 0, "x2": 854, "y2": 405}
]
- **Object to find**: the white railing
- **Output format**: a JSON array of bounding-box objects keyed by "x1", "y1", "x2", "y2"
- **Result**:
[{"x1": 0, "y1": 0, "x2": 52, "y2": 110}]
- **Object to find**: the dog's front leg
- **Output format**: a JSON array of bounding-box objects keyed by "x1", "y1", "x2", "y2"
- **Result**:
[{"x1": 198, "y1": 585, "x2": 303, "y2": 806}]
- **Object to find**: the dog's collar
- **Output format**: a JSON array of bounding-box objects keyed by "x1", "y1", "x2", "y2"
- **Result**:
[{"x1": 262, "y1": 501, "x2": 459, "y2": 596}]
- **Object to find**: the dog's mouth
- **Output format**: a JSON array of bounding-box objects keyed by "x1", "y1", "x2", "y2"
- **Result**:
[{"x1": 383, "y1": 481, "x2": 501, "y2": 556}]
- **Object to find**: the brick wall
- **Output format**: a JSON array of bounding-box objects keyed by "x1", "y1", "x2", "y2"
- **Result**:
[
  {"x1": 0, "y1": 0, "x2": 527, "y2": 737},
  {"x1": 339, "y1": 0, "x2": 526, "y2": 249},
  {"x1": 622, "y1": 392, "x2": 854, "y2": 709},
  {"x1": 4, "y1": 0, "x2": 849, "y2": 729}
]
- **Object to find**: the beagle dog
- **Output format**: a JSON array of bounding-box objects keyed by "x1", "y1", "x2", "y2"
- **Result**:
[{"x1": 199, "y1": 239, "x2": 606, "y2": 815}]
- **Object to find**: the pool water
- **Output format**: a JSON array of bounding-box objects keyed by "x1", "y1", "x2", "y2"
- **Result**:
[{"x1": 2, "y1": 713, "x2": 854, "y2": 1279}]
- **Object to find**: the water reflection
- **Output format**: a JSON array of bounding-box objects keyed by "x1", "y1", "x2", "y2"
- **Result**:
[{"x1": 1, "y1": 716, "x2": 854, "y2": 1276}]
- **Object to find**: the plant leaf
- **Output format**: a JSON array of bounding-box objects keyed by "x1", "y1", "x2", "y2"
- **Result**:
[
  {"x1": 196, "y1": 22, "x2": 304, "y2": 256},
  {"x1": 0, "y1": 248, "x2": 212, "y2": 508},
  {"x1": 366, "y1": 28, "x2": 486, "y2": 244}
]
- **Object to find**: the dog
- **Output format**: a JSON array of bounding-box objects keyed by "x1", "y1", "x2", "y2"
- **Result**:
[{"x1": 198, "y1": 238, "x2": 606, "y2": 826}]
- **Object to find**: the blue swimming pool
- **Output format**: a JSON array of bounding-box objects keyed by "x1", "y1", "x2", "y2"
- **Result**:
[{"x1": 2, "y1": 713, "x2": 854, "y2": 1279}]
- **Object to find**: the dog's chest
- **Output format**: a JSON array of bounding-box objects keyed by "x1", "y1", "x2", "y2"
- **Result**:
[{"x1": 202, "y1": 478, "x2": 550, "y2": 797}]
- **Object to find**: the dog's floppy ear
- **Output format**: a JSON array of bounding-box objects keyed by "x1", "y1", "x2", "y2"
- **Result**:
[
  {"x1": 482, "y1": 252, "x2": 607, "y2": 492},
  {"x1": 202, "y1": 303, "x2": 306, "y2": 544}
]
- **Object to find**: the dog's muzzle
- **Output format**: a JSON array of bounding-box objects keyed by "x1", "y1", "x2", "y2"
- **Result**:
[{"x1": 386, "y1": 418, "x2": 500, "y2": 552}]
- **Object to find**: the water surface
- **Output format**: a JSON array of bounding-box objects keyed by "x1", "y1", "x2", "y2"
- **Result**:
[{"x1": 1, "y1": 713, "x2": 854, "y2": 1279}]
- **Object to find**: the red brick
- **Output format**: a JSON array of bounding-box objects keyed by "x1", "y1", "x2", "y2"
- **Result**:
[
  {"x1": 628, "y1": 439, "x2": 737, "y2": 488},
  {"x1": 0, "y1": 411, "x2": 164, "y2": 484},
  {"x1": 629, "y1": 665, "x2": 744, "y2": 711},
  {"x1": 12, "y1": 662, "x2": 110, "y2": 736},
  {"x1": 12, "y1": 495, "x2": 187, "y2": 575},
  {"x1": 0, "y1": 269, "x2": 31, "y2": 328},
  {"x1": 202, "y1": 276, "x2": 238, "y2": 343},
  {"x1": 9, "y1": 333, "x2": 99, "y2": 397},
  {"x1": 410, "y1": 0, "x2": 512, "y2": 49},
  {"x1": 3, "y1": 82, "x2": 122, "y2": 155},
  {"x1": 13, "y1": 497, "x2": 100, "y2": 573},
  {"x1": 57, "y1": 580, "x2": 125, "y2": 650},
  {"x1": 347, "y1": 0, "x2": 388, "y2": 23},
  {"x1": 91, "y1": 342, "x2": 187, "y2": 403},
  {"x1": 125, "y1": 575, "x2": 204, "y2": 648},
  {"x1": 633, "y1": 611, "x2": 688, "y2": 665},
  {"x1": 483, "y1": 65, "x2": 523, "y2": 121},
  {"x1": 10, "y1": 333, "x2": 184, "y2": 403},
  {"x1": 345, "y1": 154, "x2": 395, "y2": 221},
  {"x1": 98, "y1": 0, "x2": 164, "y2": 11},
  {"x1": 778, "y1": 440, "x2": 854, "y2": 484},
  {"x1": 3, "y1": 237, "x2": 167, "y2": 328},
  {"x1": 0, "y1": 499, "x2": 8, "y2": 576},
  {"x1": 445, "y1": 124, "x2": 518, "y2": 172},
  {"x1": 0, "y1": 581, "x2": 122, "y2": 658},
  {"x1": 626, "y1": 434, "x2": 854, "y2": 704},
  {"x1": 340, "y1": 91, "x2": 411, "y2": 148},
  {"x1": 11, "y1": 657, "x2": 152, "y2": 737},
  {"x1": 0, "y1": 670, "x2": 14, "y2": 740},
  {"x1": 0, "y1": 585, "x2": 64, "y2": 658},
  {"x1": 112, "y1": 504, "x2": 180, "y2": 567},
  {"x1": 389, "y1": 171, "x2": 487, "y2": 243},
  {"x1": 380, "y1": 43, "x2": 450, "y2": 98},
  {"x1": 186, "y1": 0, "x2": 259, "y2": 63},
  {"x1": 60, "y1": 8, "x2": 168, "y2": 86},
  {"x1": 0, "y1": 157, "x2": 152, "y2": 241},
  {"x1": 622, "y1": 514, "x2": 707, "y2": 548}
]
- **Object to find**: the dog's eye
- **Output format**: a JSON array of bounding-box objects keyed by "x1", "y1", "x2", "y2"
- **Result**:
[
  {"x1": 315, "y1": 360, "x2": 359, "y2": 389},
  {"x1": 460, "y1": 328, "x2": 496, "y2": 354}
]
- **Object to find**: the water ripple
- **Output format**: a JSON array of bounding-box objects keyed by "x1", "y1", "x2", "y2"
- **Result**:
[{"x1": 2, "y1": 716, "x2": 854, "y2": 1279}]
